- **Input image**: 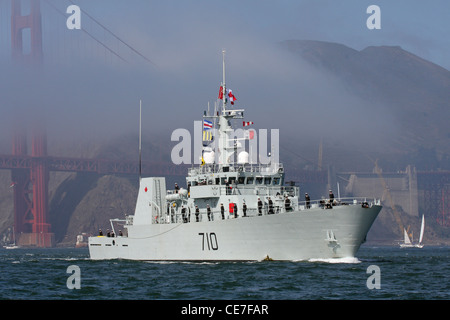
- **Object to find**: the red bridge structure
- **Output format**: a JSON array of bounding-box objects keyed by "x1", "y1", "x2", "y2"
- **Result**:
[{"x1": 1, "y1": 127, "x2": 188, "y2": 247}]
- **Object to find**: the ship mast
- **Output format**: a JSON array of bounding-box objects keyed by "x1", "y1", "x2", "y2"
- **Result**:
[
  {"x1": 215, "y1": 50, "x2": 245, "y2": 167},
  {"x1": 218, "y1": 50, "x2": 232, "y2": 166},
  {"x1": 222, "y1": 49, "x2": 226, "y2": 111},
  {"x1": 139, "y1": 99, "x2": 142, "y2": 181}
]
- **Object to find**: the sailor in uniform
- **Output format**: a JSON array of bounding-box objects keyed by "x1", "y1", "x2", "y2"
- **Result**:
[
  {"x1": 207, "y1": 204, "x2": 212, "y2": 221},
  {"x1": 195, "y1": 205, "x2": 200, "y2": 222},
  {"x1": 181, "y1": 206, "x2": 187, "y2": 223},
  {"x1": 305, "y1": 193, "x2": 311, "y2": 209},
  {"x1": 285, "y1": 196, "x2": 291, "y2": 212},
  {"x1": 268, "y1": 197, "x2": 274, "y2": 214},
  {"x1": 257, "y1": 198, "x2": 263, "y2": 215},
  {"x1": 329, "y1": 190, "x2": 335, "y2": 206},
  {"x1": 220, "y1": 203, "x2": 225, "y2": 220}
]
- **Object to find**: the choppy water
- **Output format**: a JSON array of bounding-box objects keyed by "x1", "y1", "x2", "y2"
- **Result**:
[{"x1": 0, "y1": 246, "x2": 448, "y2": 301}]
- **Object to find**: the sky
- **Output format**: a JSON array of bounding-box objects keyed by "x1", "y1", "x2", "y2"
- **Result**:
[{"x1": 0, "y1": 0, "x2": 449, "y2": 158}]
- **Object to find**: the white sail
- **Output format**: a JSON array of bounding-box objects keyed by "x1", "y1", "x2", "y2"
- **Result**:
[
  {"x1": 403, "y1": 228, "x2": 412, "y2": 245},
  {"x1": 418, "y1": 215, "x2": 425, "y2": 244},
  {"x1": 400, "y1": 217, "x2": 424, "y2": 248}
]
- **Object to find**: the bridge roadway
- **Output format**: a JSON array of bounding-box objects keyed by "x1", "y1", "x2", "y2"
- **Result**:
[
  {"x1": 0, "y1": 154, "x2": 188, "y2": 176},
  {"x1": 0, "y1": 154, "x2": 328, "y2": 182}
]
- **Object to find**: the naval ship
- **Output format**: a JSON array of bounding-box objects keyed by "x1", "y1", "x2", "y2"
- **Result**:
[{"x1": 88, "y1": 52, "x2": 382, "y2": 261}]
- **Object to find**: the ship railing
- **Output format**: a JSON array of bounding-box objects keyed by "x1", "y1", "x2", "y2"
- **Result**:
[
  {"x1": 298, "y1": 197, "x2": 380, "y2": 210},
  {"x1": 188, "y1": 163, "x2": 284, "y2": 176},
  {"x1": 163, "y1": 206, "x2": 287, "y2": 224},
  {"x1": 156, "y1": 197, "x2": 380, "y2": 224},
  {"x1": 109, "y1": 218, "x2": 127, "y2": 237},
  {"x1": 218, "y1": 185, "x2": 298, "y2": 197},
  {"x1": 254, "y1": 185, "x2": 298, "y2": 198},
  {"x1": 161, "y1": 197, "x2": 301, "y2": 224}
]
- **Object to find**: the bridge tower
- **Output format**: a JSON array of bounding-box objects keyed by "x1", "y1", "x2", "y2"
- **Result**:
[
  {"x1": 11, "y1": 0, "x2": 43, "y2": 64},
  {"x1": 10, "y1": 0, "x2": 54, "y2": 247}
]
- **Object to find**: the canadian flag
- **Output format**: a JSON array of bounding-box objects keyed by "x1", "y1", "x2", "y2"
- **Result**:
[
  {"x1": 219, "y1": 86, "x2": 237, "y2": 105},
  {"x1": 243, "y1": 121, "x2": 254, "y2": 127},
  {"x1": 227, "y1": 89, "x2": 236, "y2": 105}
]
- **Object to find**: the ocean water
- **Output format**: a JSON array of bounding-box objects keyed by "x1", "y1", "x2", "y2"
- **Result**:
[{"x1": 0, "y1": 246, "x2": 449, "y2": 301}]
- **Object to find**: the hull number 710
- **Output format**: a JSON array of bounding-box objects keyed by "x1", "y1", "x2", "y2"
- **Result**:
[{"x1": 198, "y1": 232, "x2": 218, "y2": 251}]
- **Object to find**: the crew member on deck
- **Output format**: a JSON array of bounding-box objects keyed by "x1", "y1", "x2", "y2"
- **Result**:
[
  {"x1": 257, "y1": 198, "x2": 263, "y2": 215},
  {"x1": 221, "y1": 203, "x2": 225, "y2": 220},
  {"x1": 207, "y1": 204, "x2": 212, "y2": 221},
  {"x1": 181, "y1": 206, "x2": 187, "y2": 223},
  {"x1": 285, "y1": 196, "x2": 291, "y2": 212},
  {"x1": 329, "y1": 190, "x2": 334, "y2": 206},
  {"x1": 268, "y1": 197, "x2": 274, "y2": 214},
  {"x1": 305, "y1": 193, "x2": 311, "y2": 209},
  {"x1": 243, "y1": 201, "x2": 247, "y2": 217},
  {"x1": 195, "y1": 205, "x2": 200, "y2": 222},
  {"x1": 175, "y1": 183, "x2": 180, "y2": 193}
]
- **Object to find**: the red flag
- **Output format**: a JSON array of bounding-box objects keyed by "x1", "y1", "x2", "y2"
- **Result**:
[
  {"x1": 245, "y1": 129, "x2": 255, "y2": 140},
  {"x1": 218, "y1": 86, "x2": 223, "y2": 99}
]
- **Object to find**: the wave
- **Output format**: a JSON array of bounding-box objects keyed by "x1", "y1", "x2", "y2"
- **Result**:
[
  {"x1": 307, "y1": 257, "x2": 361, "y2": 264},
  {"x1": 143, "y1": 261, "x2": 220, "y2": 265}
]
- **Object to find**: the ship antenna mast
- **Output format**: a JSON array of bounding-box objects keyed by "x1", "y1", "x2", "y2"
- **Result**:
[
  {"x1": 139, "y1": 99, "x2": 142, "y2": 182},
  {"x1": 222, "y1": 49, "x2": 226, "y2": 111}
]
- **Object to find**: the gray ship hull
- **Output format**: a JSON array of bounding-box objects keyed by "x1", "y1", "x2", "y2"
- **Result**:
[{"x1": 89, "y1": 204, "x2": 381, "y2": 261}]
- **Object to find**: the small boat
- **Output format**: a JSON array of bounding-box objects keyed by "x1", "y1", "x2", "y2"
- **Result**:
[
  {"x1": 3, "y1": 227, "x2": 20, "y2": 249},
  {"x1": 75, "y1": 233, "x2": 89, "y2": 248},
  {"x1": 400, "y1": 215, "x2": 425, "y2": 248}
]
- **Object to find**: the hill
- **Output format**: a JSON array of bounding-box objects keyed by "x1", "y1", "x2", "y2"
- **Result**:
[{"x1": 280, "y1": 40, "x2": 450, "y2": 172}]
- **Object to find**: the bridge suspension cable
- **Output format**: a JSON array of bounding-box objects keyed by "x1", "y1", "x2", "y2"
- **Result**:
[
  {"x1": 42, "y1": 0, "x2": 155, "y2": 65},
  {"x1": 67, "y1": 0, "x2": 156, "y2": 66}
]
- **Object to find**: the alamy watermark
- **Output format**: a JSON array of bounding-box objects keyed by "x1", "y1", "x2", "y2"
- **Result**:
[
  {"x1": 66, "y1": 265, "x2": 81, "y2": 289},
  {"x1": 367, "y1": 5, "x2": 381, "y2": 30},
  {"x1": 170, "y1": 121, "x2": 279, "y2": 166},
  {"x1": 66, "y1": 5, "x2": 81, "y2": 30},
  {"x1": 366, "y1": 265, "x2": 381, "y2": 289}
]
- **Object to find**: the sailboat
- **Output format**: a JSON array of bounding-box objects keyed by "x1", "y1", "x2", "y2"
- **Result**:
[
  {"x1": 3, "y1": 227, "x2": 20, "y2": 249},
  {"x1": 400, "y1": 215, "x2": 425, "y2": 248}
]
